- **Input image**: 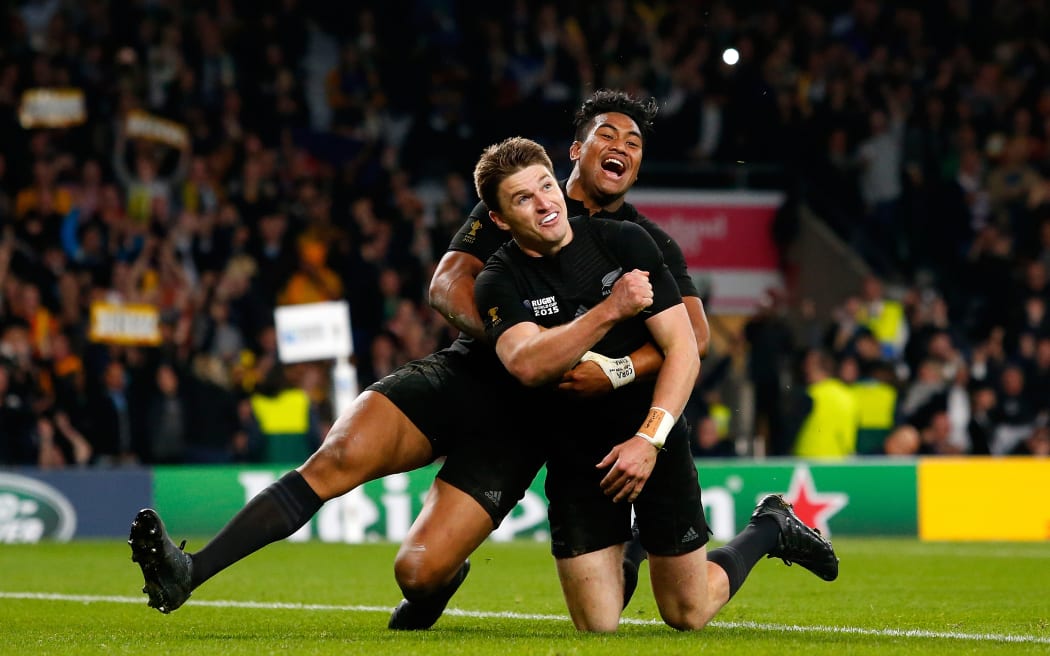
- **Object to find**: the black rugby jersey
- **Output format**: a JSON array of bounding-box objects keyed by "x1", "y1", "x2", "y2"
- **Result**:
[{"x1": 474, "y1": 216, "x2": 682, "y2": 360}]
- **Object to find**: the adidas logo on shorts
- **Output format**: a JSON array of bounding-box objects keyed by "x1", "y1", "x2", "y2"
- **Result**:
[
  {"x1": 681, "y1": 526, "x2": 700, "y2": 542},
  {"x1": 485, "y1": 490, "x2": 502, "y2": 506}
]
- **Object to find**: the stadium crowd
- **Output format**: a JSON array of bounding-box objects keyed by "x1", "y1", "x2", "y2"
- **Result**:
[{"x1": 0, "y1": 0, "x2": 1049, "y2": 468}]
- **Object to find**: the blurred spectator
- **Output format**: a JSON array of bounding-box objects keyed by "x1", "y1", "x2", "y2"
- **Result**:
[
  {"x1": 179, "y1": 155, "x2": 222, "y2": 216},
  {"x1": 986, "y1": 137, "x2": 1043, "y2": 258},
  {"x1": 362, "y1": 329, "x2": 403, "y2": 387},
  {"x1": 139, "y1": 362, "x2": 187, "y2": 464},
  {"x1": 14, "y1": 157, "x2": 72, "y2": 221},
  {"x1": 183, "y1": 354, "x2": 247, "y2": 464},
  {"x1": 1025, "y1": 336, "x2": 1050, "y2": 417},
  {"x1": 0, "y1": 362, "x2": 36, "y2": 464},
  {"x1": 966, "y1": 380, "x2": 998, "y2": 455},
  {"x1": 0, "y1": 153, "x2": 13, "y2": 223},
  {"x1": 16, "y1": 281, "x2": 58, "y2": 360},
  {"x1": 989, "y1": 363, "x2": 1038, "y2": 455},
  {"x1": 277, "y1": 234, "x2": 343, "y2": 306},
  {"x1": 690, "y1": 415, "x2": 737, "y2": 459},
  {"x1": 245, "y1": 364, "x2": 320, "y2": 464},
  {"x1": 742, "y1": 287, "x2": 794, "y2": 456},
  {"x1": 806, "y1": 127, "x2": 863, "y2": 243},
  {"x1": 112, "y1": 129, "x2": 191, "y2": 227},
  {"x1": 882, "y1": 423, "x2": 920, "y2": 457},
  {"x1": 855, "y1": 274, "x2": 909, "y2": 362},
  {"x1": 945, "y1": 363, "x2": 975, "y2": 455},
  {"x1": 789, "y1": 348, "x2": 858, "y2": 458},
  {"x1": 849, "y1": 359, "x2": 898, "y2": 456},
  {"x1": 87, "y1": 359, "x2": 141, "y2": 466},
  {"x1": 686, "y1": 384, "x2": 735, "y2": 459},
  {"x1": 45, "y1": 411, "x2": 93, "y2": 468},
  {"x1": 192, "y1": 296, "x2": 244, "y2": 367},
  {"x1": 1012, "y1": 425, "x2": 1050, "y2": 456},
  {"x1": 898, "y1": 358, "x2": 948, "y2": 425},
  {"x1": 915, "y1": 408, "x2": 964, "y2": 456},
  {"x1": 884, "y1": 408, "x2": 958, "y2": 457},
  {"x1": 855, "y1": 99, "x2": 907, "y2": 276}
]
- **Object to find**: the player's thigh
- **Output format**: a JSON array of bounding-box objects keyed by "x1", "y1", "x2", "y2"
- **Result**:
[
  {"x1": 299, "y1": 391, "x2": 433, "y2": 499},
  {"x1": 545, "y1": 434, "x2": 633, "y2": 558},
  {"x1": 436, "y1": 420, "x2": 546, "y2": 527}
]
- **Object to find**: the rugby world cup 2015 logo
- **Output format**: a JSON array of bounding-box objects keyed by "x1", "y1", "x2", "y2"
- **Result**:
[{"x1": 0, "y1": 473, "x2": 76, "y2": 543}]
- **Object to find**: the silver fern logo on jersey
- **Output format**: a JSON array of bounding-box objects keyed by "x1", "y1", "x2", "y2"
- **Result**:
[{"x1": 601, "y1": 268, "x2": 622, "y2": 296}]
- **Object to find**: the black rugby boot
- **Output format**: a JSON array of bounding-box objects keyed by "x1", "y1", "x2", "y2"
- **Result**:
[
  {"x1": 750, "y1": 494, "x2": 839, "y2": 582},
  {"x1": 129, "y1": 508, "x2": 194, "y2": 613}
]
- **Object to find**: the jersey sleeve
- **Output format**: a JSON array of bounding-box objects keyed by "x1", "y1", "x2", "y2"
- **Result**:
[
  {"x1": 632, "y1": 214, "x2": 700, "y2": 299},
  {"x1": 447, "y1": 199, "x2": 513, "y2": 261},
  {"x1": 474, "y1": 255, "x2": 534, "y2": 345}
]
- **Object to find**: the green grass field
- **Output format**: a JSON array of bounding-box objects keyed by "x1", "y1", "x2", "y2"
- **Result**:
[{"x1": 2, "y1": 537, "x2": 1049, "y2": 655}]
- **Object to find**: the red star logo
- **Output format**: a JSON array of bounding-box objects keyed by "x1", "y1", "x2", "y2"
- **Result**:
[{"x1": 777, "y1": 465, "x2": 848, "y2": 537}]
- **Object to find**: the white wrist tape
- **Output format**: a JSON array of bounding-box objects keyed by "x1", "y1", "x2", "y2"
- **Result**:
[
  {"x1": 579, "y1": 351, "x2": 635, "y2": 388},
  {"x1": 635, "y1": 406, "x2": 675, "y2": 450}
]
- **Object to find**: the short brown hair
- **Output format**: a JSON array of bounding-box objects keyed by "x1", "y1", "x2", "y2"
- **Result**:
[{"x1": 473, "y1": 137, "x2": 554, "y2": 214}]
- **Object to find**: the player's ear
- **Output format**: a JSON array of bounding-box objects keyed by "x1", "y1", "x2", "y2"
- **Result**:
[
  {"x1": 489, "y1": 210, "x2": 511, "y2": 231},
  {"x1": 569, "y1": 141, "x2": 582, "y2": 161}
]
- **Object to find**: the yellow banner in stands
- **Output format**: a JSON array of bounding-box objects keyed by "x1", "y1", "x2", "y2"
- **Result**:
[
  {"x1": 125, "y1": 109, "x2": 189, "y2": 149},
  {"x1": 18, "y1": 88, "x2": 86, "y2": 129},
  {"x1": 89, "y1": 301, "x2": 162, "y2": 346},
  {"x1": 918, "y1": 457, "x2": 1050, "y2": 541}
]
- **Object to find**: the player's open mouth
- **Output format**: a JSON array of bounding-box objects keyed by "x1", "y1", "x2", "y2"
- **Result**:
[
  {"x1": 602, "y1": 158, "x2": 626, "y2": 176},
  {"x1": 540, "y1": 211, "x2": 558, "y2": 226}
]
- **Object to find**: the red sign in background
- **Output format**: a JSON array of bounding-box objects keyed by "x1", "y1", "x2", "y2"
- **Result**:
[
  {"x1": 628, "y1": 190, "x2": 785, "y2": 313},
  {"x1": 629, "y1": 190, "x2": 783, "y2": 270}
]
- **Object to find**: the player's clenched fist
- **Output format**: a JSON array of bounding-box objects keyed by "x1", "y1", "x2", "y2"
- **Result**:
[{"x1": 607, "y1": 269, "x2": 653, "y2": 318}]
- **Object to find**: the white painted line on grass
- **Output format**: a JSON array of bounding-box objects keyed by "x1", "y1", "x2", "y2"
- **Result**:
[{"x1": 2, "y1": 591, "x2": 1048, "y2": 645}]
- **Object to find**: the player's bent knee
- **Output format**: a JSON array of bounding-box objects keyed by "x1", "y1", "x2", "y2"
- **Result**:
[
  {"x1": 572, "y1": 617, "x2": 621, "y2": 633},
  {"x1": 392, "y1": 548, "x2": 457, "y2": 597},
  {"x1": 298, "y1": 444, "x2": 372, "y2": 499},
  {"x1": 658, "y1": 603, "x2": 708, "y2": 631}
]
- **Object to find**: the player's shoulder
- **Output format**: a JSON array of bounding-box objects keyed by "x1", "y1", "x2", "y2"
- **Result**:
[
  {"x1": 585, "y1": 214, "x2": 652, "y2": 245},
  {"x1": 468, "y1": 198, "x2": 492, "y2": 221},
  {"x1": 618, "y1": 199, "x2": 642, "y2": 222},
  {"x1": 481, "y1": 239, "x2": 519, "y2": 270},
  {"x1": 622, "y1": 203, "x2": 663, "y2": 232}
]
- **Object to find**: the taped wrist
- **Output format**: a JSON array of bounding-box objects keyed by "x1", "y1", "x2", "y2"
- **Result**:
[
  {"x1": 635, "y1": 406, "x2": 675, "y2": 450},
  {"x1": 579, "y1": 351, "x2": 635, "y2": 388}
]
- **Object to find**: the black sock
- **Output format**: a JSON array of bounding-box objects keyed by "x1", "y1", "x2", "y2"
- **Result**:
[
  {"x1": 624, "y1": 532, "x2": 647, "y2": 569},
  {"x1": 190, "y1": 470, "x2": 323, "y2": 588},
  {"x1": 707, "y1": 517, "x2": 779, "y2": 598}
]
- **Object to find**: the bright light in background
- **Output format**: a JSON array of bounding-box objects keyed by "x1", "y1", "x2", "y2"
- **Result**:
[{"x1": 722, "y1": 47, "x2": 740, "y2": 66}]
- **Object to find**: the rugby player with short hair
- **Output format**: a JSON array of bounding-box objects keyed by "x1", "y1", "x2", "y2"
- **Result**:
[{"x1": 471, "y1": 135, "x2": 839, "y2": 631}]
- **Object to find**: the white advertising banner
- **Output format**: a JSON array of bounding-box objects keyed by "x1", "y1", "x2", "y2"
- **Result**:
[{"x1": 274, "y1": 301, "x2": 353, "y2": 363}]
